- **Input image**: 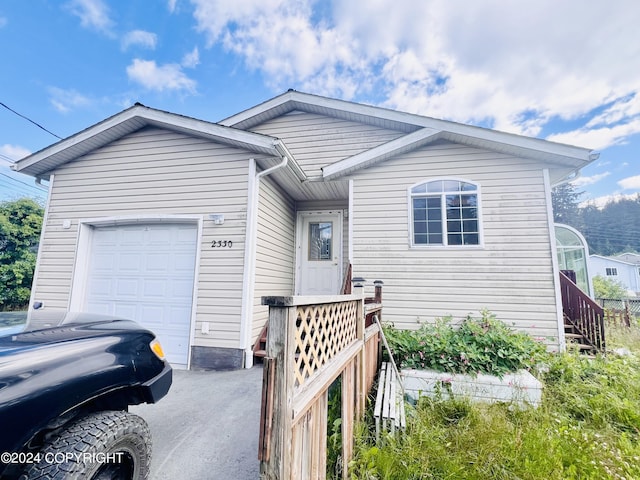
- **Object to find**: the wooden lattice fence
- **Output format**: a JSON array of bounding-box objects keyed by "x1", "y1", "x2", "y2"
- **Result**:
[{"x1": 259, "y1": 294, "x2": 381, "y2": 480}]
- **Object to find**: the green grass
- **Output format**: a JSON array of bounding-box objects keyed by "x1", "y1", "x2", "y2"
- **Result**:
[{"x1": 350, "y1": 323, "x2": 640, "y2": 479}]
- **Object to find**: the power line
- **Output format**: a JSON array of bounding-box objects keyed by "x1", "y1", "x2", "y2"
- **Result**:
[
  {"x1": 0, "y1": 172, "x2": 46, "y2": 194},
  {"x1": 0, "y1": 101, "x2": 62, "y2": 140}
]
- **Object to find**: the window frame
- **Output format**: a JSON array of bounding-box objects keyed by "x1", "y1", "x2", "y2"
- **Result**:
[
  {"x1": 408, "y1": 177, "x2": 484, "y2": 249},
  {"x1": 606, "y1": 267, "x2": 618, "y2": 276}
]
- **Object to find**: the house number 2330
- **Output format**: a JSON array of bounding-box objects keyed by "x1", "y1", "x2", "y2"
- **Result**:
[{"x1": 211, "y1": 240, "x2": 233, "y2": 248}]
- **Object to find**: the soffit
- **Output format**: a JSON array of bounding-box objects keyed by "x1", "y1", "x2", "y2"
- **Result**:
[{"x1": 13, "y1": 106, "x2": 281, "y2": 178}]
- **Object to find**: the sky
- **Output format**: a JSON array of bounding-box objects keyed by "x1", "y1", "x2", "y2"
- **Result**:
[{"x1": 1, "y1": 0, "x2": 639, "y2": 207}]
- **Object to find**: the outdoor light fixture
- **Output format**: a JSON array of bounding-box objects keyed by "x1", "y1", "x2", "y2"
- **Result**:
[{"x1": 209, "y1": 214, "x2": 224, "y2": 225}]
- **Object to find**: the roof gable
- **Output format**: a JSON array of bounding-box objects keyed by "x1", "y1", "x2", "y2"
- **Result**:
[
  {"x1": 13, "y1": 105, "x2": 287, "y2": 178},
  {"x1": 221, "y1": 90, "x2": 598, "y2": 181}
]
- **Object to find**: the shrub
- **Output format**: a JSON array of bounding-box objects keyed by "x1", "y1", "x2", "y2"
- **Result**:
[
  {"x1": 383, "y1": 310, "x2": 547, "y2": 377},
  {"x1": 351, "y1": 348, "x2": 640, "y2": 479}
]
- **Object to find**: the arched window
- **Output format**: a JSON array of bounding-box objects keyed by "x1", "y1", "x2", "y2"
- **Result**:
[
  {"x1": 555, "y1": 223, "x2": 592, "y2": 295},
  {"x1": 409, "y1": 179, "x2": 481, "y2": 247}
]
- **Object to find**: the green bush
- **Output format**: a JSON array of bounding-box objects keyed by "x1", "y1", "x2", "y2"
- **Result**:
[
  {"x1": 0, "y1": 198, "x2": 43, "y2": 310},
  {"x1": 350, "y1": 349, "x2": 640, "y2": 479},
  {"x1": 592, "y1": 274, "x2": 628, "y2": 300},
  {"x1": 383, "y1": 310, "x2": 546, "y2": 377}
]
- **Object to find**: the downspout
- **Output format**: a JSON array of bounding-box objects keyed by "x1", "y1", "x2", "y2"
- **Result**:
[{"x1": 239, "y1": 145, "x2": 290, "y2": 368}]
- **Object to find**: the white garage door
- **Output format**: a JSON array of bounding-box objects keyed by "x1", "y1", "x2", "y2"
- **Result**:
[{"x1": 85, "y1": 223, "x2": 198, "y2": 367}]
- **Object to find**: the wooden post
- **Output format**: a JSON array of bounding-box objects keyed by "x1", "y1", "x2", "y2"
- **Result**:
[
  {"x1": 259, "y1": 300, "x2": 296, "y2": 480},
  {"x1": 352, "y1": 277, "x2": 366, "y2": 297},
  {"x1": 373, "y1": 280, "x2": 383, "y2": 304}
]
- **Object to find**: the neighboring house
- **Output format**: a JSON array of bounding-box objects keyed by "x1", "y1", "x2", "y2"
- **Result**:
[
  {"x1": 12, "y1": 91, "x2": 597, "y2": 369},
  {"x1": 589, "y1": 254, "x2": 640, "y2": 296}
]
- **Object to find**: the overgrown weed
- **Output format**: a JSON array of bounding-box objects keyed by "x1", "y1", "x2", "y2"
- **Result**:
[{"x1": 351, "y1": 317, "x2": 640, "y2": 479}]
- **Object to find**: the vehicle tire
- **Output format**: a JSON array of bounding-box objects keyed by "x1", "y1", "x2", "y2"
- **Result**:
[{"x1": 21, "y1": 410, "x2": 151, "y2": 480}]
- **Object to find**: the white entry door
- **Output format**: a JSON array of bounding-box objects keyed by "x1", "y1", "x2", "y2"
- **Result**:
[
  {"x1": 297, "y1": 212, "x2": 342, "y2": 295},
  {"x1": 84, "y1": 223, "x2": 197, "y2": 367}
]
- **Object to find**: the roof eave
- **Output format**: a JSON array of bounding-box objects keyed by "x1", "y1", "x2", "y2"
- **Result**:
[{"x1": 13, "y1": 105, "x2": 282, "y2": 178}]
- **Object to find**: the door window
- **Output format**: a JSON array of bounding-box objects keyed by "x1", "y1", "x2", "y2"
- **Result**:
[{"x1": 308, "y1": 222, "x2": 333, "y2": 261}]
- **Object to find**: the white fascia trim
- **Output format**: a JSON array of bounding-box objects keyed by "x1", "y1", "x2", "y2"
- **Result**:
[
  {"x1": 219, "y1": 90, "x2": 299, "y2": 126},
  {"x1": 76, "y1": 214, "x2": 203, "y2": 226},
  {"x1": 14, "y1": 106, "x2": 280, "y2": 174},
  {"x1": 323, "y1": 127, "x2": 442, "y2": 180},
  {"x1": 274, "y1": 140, "x2": 307, "y2": 181},
  {"x1": 143, "y1": 108, "x2": 279, "y2": 152},
  {"x1": 27, "y1": 173, "x2": 54, "y2": 312},
  {"x1": 222, "y1": 91, "x2": 594, "y2": 165},
  {"x1": 544, "y1": 168, "x2": 566, "y2": 352}
]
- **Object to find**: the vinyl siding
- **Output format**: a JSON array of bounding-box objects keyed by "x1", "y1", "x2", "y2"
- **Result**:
[
  {"x1": 33, "y1": 126, "x2": 258, "y2": 350},
  {"x1": 252, "y1": 176, "x2": 296, "y2": 344},
  {"x1": 349, "y1": 142, "x2": 561, "y2": 345},
  {"x1": 250, "y1": 111, "x2": 405, "y2": 177}
]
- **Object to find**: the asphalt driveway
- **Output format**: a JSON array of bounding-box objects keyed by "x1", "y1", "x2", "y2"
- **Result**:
[{"x1": 131, "y1": 366, "x2": 263, "y2": 479}]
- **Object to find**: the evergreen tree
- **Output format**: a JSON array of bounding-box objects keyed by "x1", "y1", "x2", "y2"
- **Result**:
[{"x1": 552, "y1": 183, "x2": 583, "y2": 227}]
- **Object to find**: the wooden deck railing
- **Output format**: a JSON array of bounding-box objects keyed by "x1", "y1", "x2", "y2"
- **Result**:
[
  {"x1": 258, "y1": 292, "x2": 382, "y2": 479},
  {"x1": 559, "y1": 271, "x2": 606, "y2": 351}
]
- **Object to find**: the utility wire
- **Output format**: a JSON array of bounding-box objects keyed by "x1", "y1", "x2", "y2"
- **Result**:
[
  {"x1": 0, "y1": 101, "x2": 62, "y2": 140},
  {"x1": 0, "y1": 172, "x2": 46, "y2": 193}
]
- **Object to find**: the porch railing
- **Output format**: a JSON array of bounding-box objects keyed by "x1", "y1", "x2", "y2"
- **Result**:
[
  {"x1": 559, "y1": 271, "x2": 606, "y2": 352},
  {"x1": 258, "y1": 291, "x2": 382, "y2": 479}
]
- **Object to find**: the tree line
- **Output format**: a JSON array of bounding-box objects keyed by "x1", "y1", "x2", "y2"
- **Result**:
[{"x1": 552, "y1": 183, "x2": 640, "y2": 256}]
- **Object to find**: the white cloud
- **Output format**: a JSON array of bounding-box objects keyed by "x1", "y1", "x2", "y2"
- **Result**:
[
  {"x1": 48, "y1": 87, "x2": 92, "y2": 113},
  {"x1": 581, "y1": 193, "x2": 640, "y2": 209},
  {"x1": 0, "y1": 144, "x2": 31, "y2": 164},
  {"x1": 126, "y1": 59, "x2": 197, "y2": 93},
  {"x1": 168, "y1": 0, "x2": 178, "y2": 13},
  {"x1": 122, "y1": 30, "x2": 157, "y2": 50},
  {"x1": 619, "y1": 175, "x2": 640, "y2": 190},
  {"x1": 188, "y1": 0, "x2": 640, "y2": 143},
  {"x1": 64, "y1": 0, "x2": 114, "y2": 35},
  {"x1": 182, "y1": 47, "x2": 200, "y2": 68},
  {"x1": 546, "y1": 118, "x2": 640, "y2": 150},
  {"x1": 571, "y1": 172, "x2": 611, "y2": 187}
]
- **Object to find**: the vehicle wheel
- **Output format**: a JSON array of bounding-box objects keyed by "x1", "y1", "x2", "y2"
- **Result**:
[{"x1": 21, "y1": 411, "x2": 151, "y2": 480}]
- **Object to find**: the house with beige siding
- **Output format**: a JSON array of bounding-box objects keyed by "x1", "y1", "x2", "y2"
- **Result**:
[{"x1": 12, "y1": 91, "x2": 597, "y2": 369}]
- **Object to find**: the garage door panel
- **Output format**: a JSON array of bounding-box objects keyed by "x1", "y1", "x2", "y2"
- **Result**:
[
  {"x1": 121, "y1": 228, "x2": 145, "y2": 245},
  {"x1": 116, "y1": 279, "x2": 139, "y2": 297},
  {"x1": 118, "y1": 253, "x2": 142, "y2": 271},
  {"x1": 142, "y1": 279, "x2": 167, "y2": 298},
  {"x1": 174, "y1": 253, "x2": 198, "y2": 271},
  {"x1": 146, "y1": 258, "x2": 171, "y2": 274},
  {"x1": 85, "y1": 223, "x2": 197, "y2": 366},
  {"x1": 92, "y1": 253, "x2": 117, "y2": 271},
  {"x1": 139, "y1": 305, "x2": 166, "y2": 326},
  {"x1": 88, "y1": 278, "x2": 112, "y2": 297},
  {"x1": 86, "y1": 301, "x2": 112, "y2": 315},
  {"x1": 113, "y1": 303, "x2": 138, "y2": 320}
]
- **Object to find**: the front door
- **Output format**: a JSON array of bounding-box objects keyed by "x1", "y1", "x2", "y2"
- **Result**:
[{"x1": 297, "y1": 211, "x2": 342, "y2": 295}]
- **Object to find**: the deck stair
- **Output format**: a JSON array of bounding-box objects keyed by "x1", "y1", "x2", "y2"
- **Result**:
[
  {"x1": 564, "y1": 318, "x2": 597, "y2": 354},
  {"x1": 559, "y1": 270, "x2": 605, "y2": 354},
  {"x1": 253, "y1": 322, "x2": 268, "y2": 362}
]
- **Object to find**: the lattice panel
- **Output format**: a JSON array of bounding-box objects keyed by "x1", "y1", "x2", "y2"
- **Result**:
[{"x1": 293, "y1": 301, "x2": 358, "y2": 388}]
